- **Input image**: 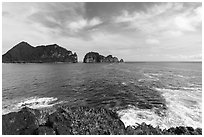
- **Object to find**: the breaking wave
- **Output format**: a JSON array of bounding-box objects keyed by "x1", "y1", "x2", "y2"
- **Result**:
[
  {"x1": 17, "y1": 96, "x2": 59, "y2": 109},
  {"x1": 118, "y1": 87, "x2": 202, "y2": 130},
  {"x1": 2, "y1": 96, "x2": 62, "y2": 115}
]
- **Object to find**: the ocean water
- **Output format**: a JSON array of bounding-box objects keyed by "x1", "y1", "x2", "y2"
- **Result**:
[{"x1": 2, "y1": 62, "x2": 202, "y2": 129}]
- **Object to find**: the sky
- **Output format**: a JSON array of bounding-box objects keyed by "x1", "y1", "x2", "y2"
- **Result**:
[{"x1": 2, "y1": 2, "x2": 202, "y2": 61}]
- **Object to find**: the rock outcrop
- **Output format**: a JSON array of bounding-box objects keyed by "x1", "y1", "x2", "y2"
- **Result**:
[
  {"x1": 2, "y1": 41, "x2": 78, "y2": 63},
  {"x1": 2, "y1": 106, "x2": 202, "y2": 135},
  {"x1": 83, "y1": 52, "x2": 123, "y2": 63},
  {"x1": 120, "y1": 59, "x2": 124, "y2": 63}
]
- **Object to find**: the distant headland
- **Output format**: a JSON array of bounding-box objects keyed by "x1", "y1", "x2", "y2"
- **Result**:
[{"x1": 2, "y1": 41, "x2": 78, "y2": 63}]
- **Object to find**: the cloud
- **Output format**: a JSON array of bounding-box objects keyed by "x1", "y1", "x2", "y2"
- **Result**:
[
  {"x1": 67, "y1": 19, "x2": 88, "y2": 32},
  {"x1": 114, "y1": 3, "x2": 202, "y2": 36},
  {"x1": 2, "y1": 2, "x2": 202, "y2": 61},
  {"x1": 162, "y1": 30, "x2": 183, "y2": 37},
  {"x1": 174, "y1": 16, "x2": 194, "y2": 31},
  {"x1": 114, "y1": 3, "x2": 183, "y2": 23},
  {"x1": 145, "y1": 38, "x2": 160, "y2": 45},
  {"x1": 189, "y1": 54, "x2": 202, "y2": 60},
  {"x1": 170, "y1": 54, "x2": 202, "y2": 61},
  {"x1": 67, "y1": 17, "x2": 102, "y2": 32},
  {"x1": 22, "y1": 3, "x2": 104, "y2": 39},
  {"x1": 25, "y1": 3, "x2": 86, "y2": 35},
  {"x1": 174, "y1": 6, "x2": 202, "y2": 31},
  {"x1": 2, "y1": 11, "x2": 10, "y2": 17},
  {"x1": 89, "y1": 17, "x2": 102, "y2": 26}
]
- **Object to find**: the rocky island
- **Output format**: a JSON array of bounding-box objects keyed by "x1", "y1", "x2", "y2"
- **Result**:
[
  {"x1": 2, "y1": 106, "x2": 202, "y2": 135},
  {"x1": 2, "y1": 41, "x2": 78, "y2": 63},
  {"x1": 83, "y1": 52, "x2": 124, "y2": 63}
]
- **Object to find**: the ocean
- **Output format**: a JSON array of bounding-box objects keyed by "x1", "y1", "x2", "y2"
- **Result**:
[{"x1": 2, "y1": 62, "x2": 202, "y2": 129}]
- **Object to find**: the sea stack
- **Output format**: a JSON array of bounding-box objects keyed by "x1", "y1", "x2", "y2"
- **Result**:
[
  {"x1": 119, "y1": 59, "x2": 124, "y2": 63},
  {"x1": 2, "y1": 41, "x2": 78, "y2": 63},
  {"x1": 83, "y1": 52, "x2": 123, "y2": 63}
]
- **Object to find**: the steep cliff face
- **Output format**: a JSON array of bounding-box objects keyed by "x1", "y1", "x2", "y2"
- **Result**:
[
  {"x1": 104, "y1": 55, "x2": 119, "y2": 63},
  {"x1": 83, "y1": 52, "x2": 103, "y2": 63},
  {"x1": 2, "y1": 41, "x2": 78, "y2": 63},
  {"x1": 83, "y1": 52, "x2": 123, "y2": 63}
]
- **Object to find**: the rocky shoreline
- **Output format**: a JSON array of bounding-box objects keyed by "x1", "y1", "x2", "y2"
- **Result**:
[{"x1": 2, "y1": 106, "x2": 202, "y2": 135}]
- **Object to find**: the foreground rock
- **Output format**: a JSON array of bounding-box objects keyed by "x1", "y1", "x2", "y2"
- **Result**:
[
  {"x1": 2, "y1": 106, "x2": 202, "y2": 135},
  {"x1": 2, "y1": 107, "x2": 40, "y2": 135},
  {"x1": 2, "y1": 41, "x2": 78, "y2": 63},
  {"x1": 126, "y1": 123, "x2": 202, "y2": 135},
  {"x1": 83, "y1": 52, "x2": 124, "y2": 63}
]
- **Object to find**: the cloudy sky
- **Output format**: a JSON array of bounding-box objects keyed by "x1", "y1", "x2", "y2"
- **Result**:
[{"x1": 2, "y1": 2, "x2": 202, "y2": 61}]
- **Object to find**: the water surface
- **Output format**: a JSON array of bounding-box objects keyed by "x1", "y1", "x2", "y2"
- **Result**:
[{"x1": 2, "y1": 62, "x2": 202, "y2": 129}]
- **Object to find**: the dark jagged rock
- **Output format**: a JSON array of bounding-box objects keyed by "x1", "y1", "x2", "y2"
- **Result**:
[
  {"x1": 125, "y1": 123, "x2": 202, "y2": 135},
  {"x1": 120, "y1": 59, "x2": 124, "y2": 62},
  {"x1": 125, "y1": 123, "x2": 163, "y2": 135},
  {"x1": 2, "y1": 107, "x2": 40, "y2": 135},
  {"x1": 34, "y1": 126, "x2": 56, "y2": 135},
  {"x1": 83, "y1": 52, "x2": 123, "y2": 63},
  {"x1": 2, "y1": 41, "x2": 78, "y2": 63},
  {"x1": 2, "y1": 106, "x2": 202, "y2": 135},
  {"x1": 164, "y1": 126, "x2": 202, "y2": 135},
  {"x1": 47, "y1": 108, "x2": 72, "y2": 135},
  {"x1": 47, "y1": 106, "x2": 125, "y2": 135}
]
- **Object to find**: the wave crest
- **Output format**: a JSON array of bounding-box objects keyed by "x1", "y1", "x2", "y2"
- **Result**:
[{"x1": 17, "y1": 96, "x2": 58, "y2": 109}]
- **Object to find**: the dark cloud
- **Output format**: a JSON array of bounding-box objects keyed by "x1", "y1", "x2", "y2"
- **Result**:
[
  {"x1": 27, "y1": 2, "x2": 86, "y2": 37},
  {"x1": 26, "y1": 2, "x2": 161, "y2": 40},
  {"x1": 26, "y1": 2, "x2": 104, "y2": 40},
  {"x1": 28, "y1": 3, "x2": 85, "y2": 26},
  {"x1": 85, "y1": 2, "x2": 156, "y2": 20},
  {"x1": 2, "y1": 11, "x2": 10, "y2": 17}
]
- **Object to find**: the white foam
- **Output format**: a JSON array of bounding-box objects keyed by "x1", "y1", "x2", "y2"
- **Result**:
[
  {"x1": 150, "y1": 73, "x2": 162, "y2": 76},
  {"x1": 138, "y1": 79, "x2": 144, "y2": 82},
  {"x1": 122, "y1": 82, "x2": 127, "y2": 86},
  {"x1": 143, "y1": 73, "x2": 160, "y2": 81},
  {"x1": 176, "y1": 74, "x2": 184, "y2": 78},
  {"x1": 2, "y1": 96, "x2": 60, "y2": 115},
  {"x1": 118, "y1": 87, "x2": 202, "y2": 129},
  {"x1": 17, "y1": 96, "x2": 58, "y2": 109},
  {"x1": 144, "y1": 73, "x2": 154, "y2": 79},
  {"x1": 157, "y1": 88, "x2": 201, "y2": 128},
  {"x1": 118, "y1": 105, "x2": 167, "y2": 128},
  {"x1": 181, "y1": 87, "x2": 202, "y2": 92}
]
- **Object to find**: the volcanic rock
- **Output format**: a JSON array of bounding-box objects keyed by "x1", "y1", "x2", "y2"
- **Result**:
[
  {"x1": 34, "y1": 126, "x2": 56, "y2": 135},
  {"x1": 2, "y1": 106, "x2": 202, "y2": 135},
  {"x1": 2, "y1": 107, "x2": 40, "y2": 135}
]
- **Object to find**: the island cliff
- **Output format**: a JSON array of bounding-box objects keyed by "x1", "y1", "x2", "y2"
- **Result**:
[
  {"x1": 83, "y1": 52, "x2": 124, "y2": 63},
  {"x1": 2, "y1": 41, "x2": 78, "y2": 63}
]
